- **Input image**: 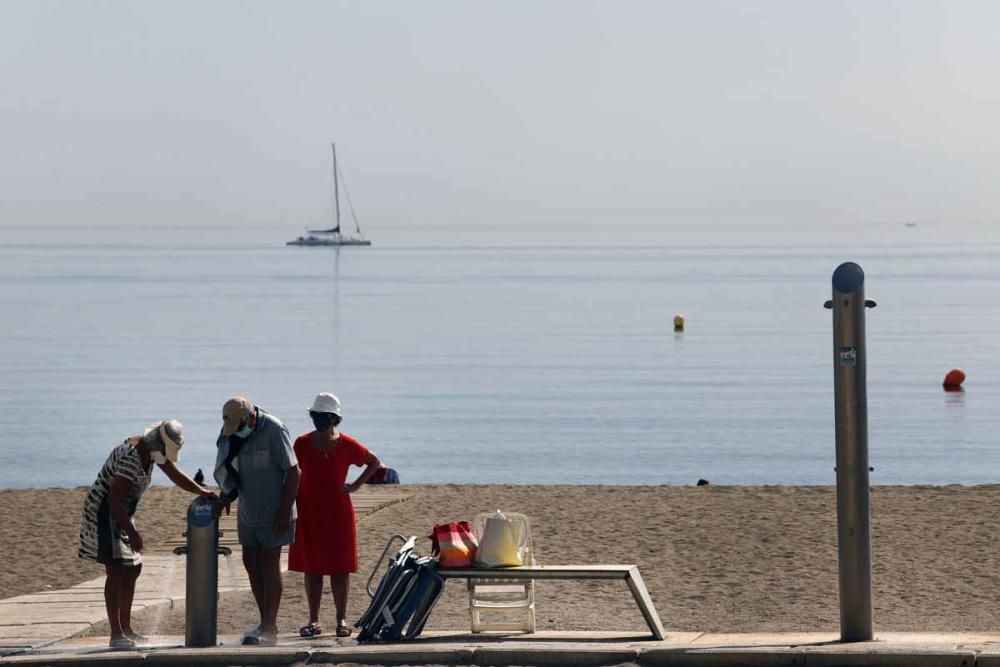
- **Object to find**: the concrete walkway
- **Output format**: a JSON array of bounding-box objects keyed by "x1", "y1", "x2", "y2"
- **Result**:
[
  {"x1": 3, "y1": 630, "x2": 1000, "y2": 666},
  {"x1": 0, "y1": 490, "x2": 408, "y2": 656}
]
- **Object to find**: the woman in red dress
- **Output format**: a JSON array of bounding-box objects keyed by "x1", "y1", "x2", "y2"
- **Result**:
[{"x1": 289, "y1": 392, "x2": 382, "y2": 637}]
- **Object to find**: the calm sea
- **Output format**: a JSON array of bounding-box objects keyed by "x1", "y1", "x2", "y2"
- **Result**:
[{"x1": 2, "y1": 221, "x2": 1000, "y2": 489}]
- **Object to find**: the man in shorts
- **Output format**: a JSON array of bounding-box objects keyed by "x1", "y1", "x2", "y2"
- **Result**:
[{"x1": 213, "y1": 396, "x2": 300, "y2": 646}]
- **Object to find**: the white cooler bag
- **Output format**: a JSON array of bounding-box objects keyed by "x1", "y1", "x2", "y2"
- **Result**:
[{"x1": 473, "y1": 510, "x2": 524, "y2": 568}]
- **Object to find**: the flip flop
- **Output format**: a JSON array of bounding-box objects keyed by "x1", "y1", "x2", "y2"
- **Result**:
[
  {"x1": 336, "y1": 623, "x2": 352, "y2": 637},
  {"x1": 299, "y1": 622, "x2": 323, "y2": 638}
]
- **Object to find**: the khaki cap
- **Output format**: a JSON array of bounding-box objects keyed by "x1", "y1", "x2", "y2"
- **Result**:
[{"x1": 222, "y1": 396, "x2": 253, "y2": 436}]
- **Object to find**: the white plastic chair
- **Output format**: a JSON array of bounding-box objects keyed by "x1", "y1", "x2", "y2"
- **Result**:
[{"x1": 467, "y1": 511, "x2": 536, "y2": 633}]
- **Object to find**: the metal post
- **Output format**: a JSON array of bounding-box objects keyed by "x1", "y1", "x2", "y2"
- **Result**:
[
  {"x1": 177, "y1": 496, "x2": 228, "y2": 647},
  {"x1": 826, "y1": 262, "x2": 875, "y2": 641}
]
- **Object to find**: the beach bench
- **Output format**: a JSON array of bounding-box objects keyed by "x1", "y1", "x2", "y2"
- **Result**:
[{"x1": 436, "y1": 564, "x2": 666, "y2": 640}]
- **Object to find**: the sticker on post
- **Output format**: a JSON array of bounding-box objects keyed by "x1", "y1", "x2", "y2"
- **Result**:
[
  {"x1": 839, "y1": 347, "x2": 857, "y2": 366},
  {"x1": 188, "y1": 497, "x2": 216, "y2": 528}
]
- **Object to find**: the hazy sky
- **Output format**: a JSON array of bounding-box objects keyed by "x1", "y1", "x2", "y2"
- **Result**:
[{"x1": 2, "y1": 1, "x2": 1000, "y2": 229}]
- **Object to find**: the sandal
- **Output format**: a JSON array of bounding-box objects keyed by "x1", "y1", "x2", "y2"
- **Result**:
[
  {"x1": 126, "y1": 632, "x2": 148, "y2": 644},
  {"x1": 299, "y1": 622, "x2": 323, "y2": 638},
  {"x1": 240, "y1": 625, "x2": 261, "y2": 645},
  {"x1": 336, "y1": 623, "x2": 352, "y2": 637},
  {"x1": 109, "y1": 636, "x2": 137, "y2": 650},
  {"x1": 241, "y1": 633, "x2": 263, "y2": 646}
]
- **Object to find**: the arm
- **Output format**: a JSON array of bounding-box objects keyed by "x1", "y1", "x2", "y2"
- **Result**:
[
  {"x1": 213, "y1": 490, "x2": 235, "y2": 519},
  {"x1": 157, "y1": 460, "x2": 216, "y2": 498},
  {"x1": 272, "y1": 424, "x2": 300, "y2": 534},
  {"x1": 273, "y1": 464, "x2": 300, "y2": 534},
  {"x1": 108, "y1": 476, "x2": 143, "y2": 553},
  {"x1": 346, "y1": 451, "x2": 381, "y2": 493}
]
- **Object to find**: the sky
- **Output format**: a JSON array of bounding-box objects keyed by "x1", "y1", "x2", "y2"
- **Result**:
[{"x1": 2, "y1": 1, "x2": 1000, "y2": 230}]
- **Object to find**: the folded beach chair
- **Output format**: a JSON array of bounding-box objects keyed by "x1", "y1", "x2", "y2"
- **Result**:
[{"x1": 356, "y1": 534, "x2": 445, "y2": 643}]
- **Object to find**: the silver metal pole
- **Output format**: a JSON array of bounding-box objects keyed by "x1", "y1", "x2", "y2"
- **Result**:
[
  {"x1": 183, "y1": 497, "x2": 221, "y2": 648},
  {"x1": 826, "y1": 262, "x2": 875, "y2": 641}
]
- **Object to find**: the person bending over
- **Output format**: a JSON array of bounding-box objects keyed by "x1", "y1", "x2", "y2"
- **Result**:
[{"x1": 78, "y1": 420, "x2": 215, "y2": 649}]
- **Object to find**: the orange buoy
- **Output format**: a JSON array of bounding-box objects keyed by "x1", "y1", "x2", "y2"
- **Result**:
[{"x1": 943, "y1": 368, "x2": 966, "y2": 388}]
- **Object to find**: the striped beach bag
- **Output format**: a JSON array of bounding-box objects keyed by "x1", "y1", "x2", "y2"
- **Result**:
[{"x1": 430, "y1": 521, "x2": 478, "y2": 568}]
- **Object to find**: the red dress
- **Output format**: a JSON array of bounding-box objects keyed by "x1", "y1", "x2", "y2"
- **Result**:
[{"x1": 288, "y1": 431, "x2": 371, "y2": 575}]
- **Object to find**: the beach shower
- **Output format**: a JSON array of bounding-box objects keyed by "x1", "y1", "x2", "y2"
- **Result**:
[
  {"x1": 826, "y1": 262, "x2": 876, "y2": 642},
  {"x1": 173, "y1": 496, "x2": 231, "y2": 648}
]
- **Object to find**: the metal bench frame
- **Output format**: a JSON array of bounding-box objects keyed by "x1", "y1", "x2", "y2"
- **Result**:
[{"x1": 437, "y1": 564, "x2": 666, "y2": 640}]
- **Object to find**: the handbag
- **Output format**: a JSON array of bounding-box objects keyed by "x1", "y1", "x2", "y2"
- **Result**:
[
  {"x1": 430, "y1": 521, "x2": 478, "y2": 568},
  {"x1": 473, "y1": 510, "x2": 524, "y2": 568}
]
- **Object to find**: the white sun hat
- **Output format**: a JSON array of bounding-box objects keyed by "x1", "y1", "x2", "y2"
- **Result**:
[
  {"x1": 159, "y1": 422, "x2": 182, "y2": 462},
  {"x1": 143, "y1": 420, "x2": 183, "y2": 463},
  {"x1": 309, "y1": 392, "x2": 341, "y2": 416}
]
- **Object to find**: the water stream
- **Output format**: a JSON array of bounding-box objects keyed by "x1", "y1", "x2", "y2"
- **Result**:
[
  {"x1": 220, "y1": 553, "x2": 240, "y2": 589},
  {"x1": 144, "y1": 555, "x2": 179, "y2": 639}
]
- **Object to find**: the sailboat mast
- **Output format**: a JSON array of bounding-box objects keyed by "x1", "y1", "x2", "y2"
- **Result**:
[{"x1": 332, "y1": 143, "x2": 341, "y2": 233}]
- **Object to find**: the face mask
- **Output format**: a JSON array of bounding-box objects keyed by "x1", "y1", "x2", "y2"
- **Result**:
[
  {"x1": 151, "y1": 450, "x2": 167, "y2": 465},
  {"x1": 311, "y1": 412, "x2": 334, "y2": 432},
  {"x1": 234, "y1": 422, "x2": 253, "y2": 439}
]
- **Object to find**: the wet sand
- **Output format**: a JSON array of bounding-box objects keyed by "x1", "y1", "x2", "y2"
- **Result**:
[{"x1": 5, "y1": 485, "x2": 1000, "y2": 634}]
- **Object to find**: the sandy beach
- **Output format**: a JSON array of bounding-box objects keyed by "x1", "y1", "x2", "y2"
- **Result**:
[
  {"x1": 0, "y1": 487, "x2": 195, "y2": 600},
  {"x1": 5, "y1": 484, "x2": 1000, "y2": 635}
]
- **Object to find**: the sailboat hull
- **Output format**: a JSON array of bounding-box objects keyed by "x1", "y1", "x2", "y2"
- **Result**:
[{"x1": 286, "y1": 236, "x2": 372, "y2": 247}]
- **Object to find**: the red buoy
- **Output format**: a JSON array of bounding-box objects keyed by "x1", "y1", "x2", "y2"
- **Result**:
[{"x1": 943, "y1": 368, "x2": 966, "y2": 388}]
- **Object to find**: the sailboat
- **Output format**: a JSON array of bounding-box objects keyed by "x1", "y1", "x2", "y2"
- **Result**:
[{"x1": 287, "y1": 143, "x2": 372, "y2": 247}]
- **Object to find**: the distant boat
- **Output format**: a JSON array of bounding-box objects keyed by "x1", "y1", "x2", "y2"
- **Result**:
[
  {"x1": 904, "y1": 222, "x2": 918, "y2": 228},
  {"x1": 287, "y1": 143, "x2": 372, "y2": 247}
]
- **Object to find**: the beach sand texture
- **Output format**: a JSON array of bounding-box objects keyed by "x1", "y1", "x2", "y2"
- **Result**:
[
  {"x1": 0, "y1": 487, "x2": 195, "y2": 600},
  {"x1": 5, "y1": 485, "x2": 1000, "y2": 635}
]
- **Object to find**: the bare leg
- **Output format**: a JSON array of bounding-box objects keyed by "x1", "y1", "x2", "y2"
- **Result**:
[
  {"x1": 243, "y1": 547, "x2": 265, "y2": 627},
  {"x1": 304, "y1": 573, "x2": 324, "y2": 624},
  {"x1": 104, "y1": 565, "x2": 125, "y2": 639},
  {"x1": 259, "y1": 546, "x2": 283, "y2": 637},
  {"x1": 119, "y1": 564, "x2": 142, "y2": 636},
  {"x1": 331, "y1": 574, "x2": 349, "y2": 626}
]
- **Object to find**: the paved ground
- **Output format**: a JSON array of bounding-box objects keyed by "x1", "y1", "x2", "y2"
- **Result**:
[
  {"x1": 4, "y1": 630, "x2": 1000, "y2": 665},
  {"x1": 0, "y1": 491, "x2": 407, "y2": 656}
]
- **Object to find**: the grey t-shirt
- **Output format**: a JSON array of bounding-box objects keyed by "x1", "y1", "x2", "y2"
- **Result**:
[{"x1": 215, "y1": 409, "x2": 298, "y2": 528}]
